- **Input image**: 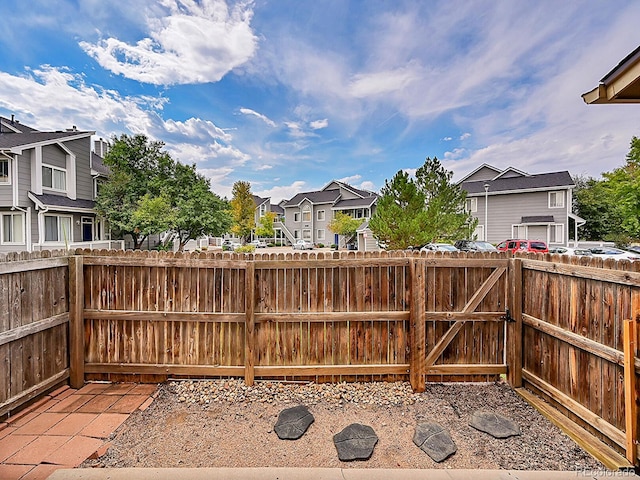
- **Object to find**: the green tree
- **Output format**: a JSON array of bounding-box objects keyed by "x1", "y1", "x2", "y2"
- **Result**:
[
  {"x1": 369, "y1": 157, "x2": 475, "y2": 249},
  {"x1": 255, "y1": 211, "x2": 276, "y2": 238},
  {"x1": 572, "y1": 175, "x2": 623, "y2": 241},
  {"x1": 369, "y1": 170, "x2": 427, "y2": 250},
  {"x1": 415, "y1": 157, "x2": 475, "y2": 242},
  {"x1": 602, "y1": 136, "x2": 640, "y2": 241},
  {"x1": 230, "y1": 181, "x2": 255, "y2": 243},
  {"x1": 168, "y1": 162, "x2": 231, "y2": 251},
  {"x1": 97, "y1": 133, "x2": 231, "y2": 250},
  {"x1": 96, "y1": 134, "x2": 173, "y2": 249},
  {"x1": 328, "y1": 212, "x2": 363, "y2": 247}
]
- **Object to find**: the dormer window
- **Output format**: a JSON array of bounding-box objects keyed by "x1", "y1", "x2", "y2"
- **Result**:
[
  {"x1": 0, "y1": 158, "x2": 9, "y2": 184},
  {"x1": 42, "y1": 164, "x2": 66, "y2": 191}
]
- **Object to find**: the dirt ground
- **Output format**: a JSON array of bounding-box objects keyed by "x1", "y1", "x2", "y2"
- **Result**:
[{"x1": 84, "y1": 380, "x2": 604, "y2": 471}]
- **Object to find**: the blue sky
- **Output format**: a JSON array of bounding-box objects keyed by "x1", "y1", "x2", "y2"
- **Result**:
[{"x1": 0, "y1": 0, "x2": 639, "y2": 201}]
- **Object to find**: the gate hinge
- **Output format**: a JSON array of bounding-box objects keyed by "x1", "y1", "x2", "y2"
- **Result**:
[{"x1": 501, "y1": 308, "x2": 515, "y2": 323}]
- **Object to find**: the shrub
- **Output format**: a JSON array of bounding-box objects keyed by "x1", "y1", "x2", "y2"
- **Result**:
[
  {"x1": 235, "y1": 245, "x2": 255, "y2": 253},
  {"x1": 317, "y1": 243, "x2": 325, "y2": 248}
]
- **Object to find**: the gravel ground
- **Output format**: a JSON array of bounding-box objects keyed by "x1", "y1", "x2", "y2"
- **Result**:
[{"x1": 84, "y1": 380, "x2": 605, "y2": 471}]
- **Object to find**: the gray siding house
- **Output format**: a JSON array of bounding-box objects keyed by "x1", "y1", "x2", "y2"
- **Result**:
[
  {"x1": 0, "y1": 115, "x2": 112, "y2": 253},
  {"x1": 459, "y1": 164, "x2": 581, "y2": 247},
  {"x1": 277, "y1": 181, "x2": 379, "y2": 250}
]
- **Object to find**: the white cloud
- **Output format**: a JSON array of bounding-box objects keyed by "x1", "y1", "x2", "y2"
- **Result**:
[
  {"x1": 255, "y1": 163, "x2": 273, "y2": 170},
  {"x1": 255, "y1": 181, "x2": 307, "y2": 203},
  {"x1": 348, "y1": 64, "x2": 421, "y2": 98},
  {"x1": 79, "y1": 0, "x2": 258, "y2": 85},
  {"x1": 163, "y1": 117, "x2": 231, "y2": 142},
  {"x1": 459, "y1": 133, "x2": 471, "y2": 140},
  {"x1": 0, "y1": 66, "x2": 160, "y2": 135},
  {"x1": 359, "y1": 180, "x2": 376, "y2": 192},
  {"x1": 309, "y1": 118, "x2": 328, "y2": 130},
  {"x1": 443, "y1": 137, "x2": 453, "y2": 142},
  {"x1": 338, "y1": 174, "x2": 361, "y2": 184},
  {"x1": 239, "y1": 107, "x2": 276, "y2": 127}
]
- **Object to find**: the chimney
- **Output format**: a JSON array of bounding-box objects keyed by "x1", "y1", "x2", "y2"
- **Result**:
[{"x1": 10, "y1": 114, "x2": 14, "y2": 123}]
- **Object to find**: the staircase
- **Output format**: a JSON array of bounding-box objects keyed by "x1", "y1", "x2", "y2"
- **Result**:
[{"x1": 274, "y1": 221, "x2": 296, "y2": 245}]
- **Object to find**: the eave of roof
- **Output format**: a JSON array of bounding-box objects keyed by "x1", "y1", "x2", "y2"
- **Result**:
[
  {"x1": 0, "y1": 131, "x2": 94, "y2": 151},
  {"x1": 582, "y1": 45, "x2": 640, "y2": 104},
  {"x1": 462, "y1": 171, "x2": 574, "y2": 195}
]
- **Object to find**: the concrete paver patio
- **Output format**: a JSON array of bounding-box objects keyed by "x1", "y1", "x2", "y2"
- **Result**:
[{"x1": 0, "y1": 383, "x2": 158, "y2": 480}]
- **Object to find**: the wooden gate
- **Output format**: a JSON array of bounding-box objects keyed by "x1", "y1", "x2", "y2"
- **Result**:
[{"x1": 411, "y1": 256, "x2": 510, "y2": 391}]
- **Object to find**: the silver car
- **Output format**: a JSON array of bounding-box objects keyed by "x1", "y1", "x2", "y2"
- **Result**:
[{"x1": 293, "y1": 240, "x2": 314, "y2": 250}]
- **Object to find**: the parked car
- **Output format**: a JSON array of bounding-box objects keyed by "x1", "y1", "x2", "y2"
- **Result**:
[
  {"x1": 293, "y1": 239, "x2": 314, "y2": 250},
  {"x1": 496, "y1": 239, "x2": 548, "y2": 254},
  {"x1": 222, "y1": 239, "x2": 241, "y2": 251},
  {"x1": 589, "y1": 247, "x2": 640, "y2": 261},
  {"x1": 548, "y1": 247, "x2": 593, "y2": 256},
  {"x1": 625, "y1": 245, "x2": 640, "y2": 254},
  {"x1": 249, "y1": 239, "x2": 267, "y2": 248},
  {"x1": 454, "y1": 240, "x2": 498, "y2": 252},
  {"x1": 420, "y1": 243, "x2": 459, "y2": 253}
]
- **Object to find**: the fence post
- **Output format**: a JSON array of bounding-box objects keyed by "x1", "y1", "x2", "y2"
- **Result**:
[
  {"x1": 244, "y1": 261, "x2": 256, "y2": 386},
  {"x1": 68, "y1": 255, "x2": 85, "y2": 389},
  {"x1": 507, "y1": 258, "x2": 523, "y2": 387},
  {"x1": 409, "y1": 258, "x2": 426, "y2": 392},
  {"x1": 623, "y1": 317, "x2": 638, "y2": 464}
]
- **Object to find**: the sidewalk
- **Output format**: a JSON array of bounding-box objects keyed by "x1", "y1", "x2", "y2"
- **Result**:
[{"x1": 0, "y1": 382, "x2": 158, "y2": 480}]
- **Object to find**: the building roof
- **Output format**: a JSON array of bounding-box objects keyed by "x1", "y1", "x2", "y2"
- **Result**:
[
  {"x1": 253, "y1": 195, "x2": 268, "y2": 207},
  {"x1": 582, "y1": 45, "x2": 640, "y2": 104},
  {"x1": 91, "y1": 152, "x2": 110, "y2": 176},
  {"x1": 0, "y1": 116, "x2": 94, "y2": 151},
  {"x1": 283, "y1": 189, "x2": 341, "y2": 207},
  {"x1": 29, "y1": 192, "x2": 96, "y2": 211},
  {"x1": 462, "y1": 171, "x2": 574, "y2": 195},
  {"x1": 333, "y1": 196, "x2": 377, "y2": 209}
]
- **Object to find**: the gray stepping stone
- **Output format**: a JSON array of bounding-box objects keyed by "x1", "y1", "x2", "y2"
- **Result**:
[
  {"x1": 413, "y1": 422, "x2": 457, "y2": 462},
  {"x1": 333, "y1": 423, "x2": 378, "y2": 461},
  {"x1": 469, "y1": 410, "x2": 521, "y2": 439},
  {"x1": 274, "y1": 405, "x2": 314, "y2": 440}
]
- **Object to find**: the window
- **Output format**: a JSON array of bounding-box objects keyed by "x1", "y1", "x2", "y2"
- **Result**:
[
  {"x1": 302, "y1": 207, "x2": 311, "y2": 222},
  {"x1": 294, "y1": 230, "x2": 300, "y2": 239},
  {"x1": 465, "y1": 198, "x2": 477, "y2": 213},
  {"x1": 317, "y1": 210, "x2": 325, "y2": 221},
  {"x1": 44, "y1": 215, "x2": 72, "y2": 242},
  {"x1": 0, "y1": 158, "x2": 9, "y2": 184},
  {"x1": 548, "y1": 191, "x2": 564, "y2": 208},
  {"x1": 549, "y1": 224, "x2": 564, "y2": 243},
  {"x1": 294, "y1": 212, "x2": 300, "y2": 222},
  {"x1": 42, "y1": 165, "x2": 66, "y2": 191},
  {"x1": 93, "y1": 178, "x2": 102, "y2": 198},
  {"x1": 512, "y1": 225, "x2": 527, "y2": 238},
  {"x1": 259, "y1": 204, "x2": 267, "y2": 217},
  {"x1": 1, "y1": 213, "x2": 24, "y2": 244},
  {"x1": 302, "y1": 229, "x2": 311, "y2": 240},
  {"x1": 317, "y1": 229, "x2": 325, "y2": 240}
]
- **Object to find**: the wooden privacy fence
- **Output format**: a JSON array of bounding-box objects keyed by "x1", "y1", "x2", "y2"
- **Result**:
[
  {"x1": 2, "y1": 248, "x2": 638, "y2": 467},
  {"x1": 0, "y1": 251, "x2": 70, "y2": 417},
  {"x1": 69, "y1": 250, "x2": 510, "y2": 392},
  {"x1": 517, "y1": 254, "x2": 640, "y2": 465}
]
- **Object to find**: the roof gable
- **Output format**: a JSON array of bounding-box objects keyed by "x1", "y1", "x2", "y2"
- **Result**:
[
  {"x1": 457, "y1": 164, "x2": 502, "y2": 183},
  {"x1": 493, "y1": 167, "x2": 529, "y2": 180}
]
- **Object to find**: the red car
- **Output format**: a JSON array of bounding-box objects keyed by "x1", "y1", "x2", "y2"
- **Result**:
[{"x1": 496, "y1": 239, "x2": 548, "y2": 254}]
